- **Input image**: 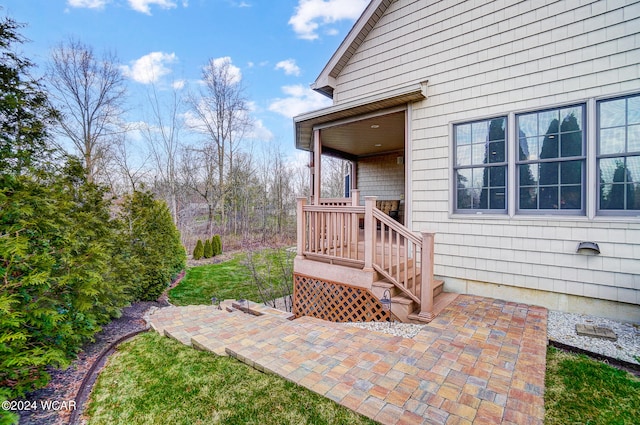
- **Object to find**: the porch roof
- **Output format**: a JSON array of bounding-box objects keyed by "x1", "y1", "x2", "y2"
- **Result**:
[{"x1": 293, "y1": 83, "x2": 427, "y2": 155}]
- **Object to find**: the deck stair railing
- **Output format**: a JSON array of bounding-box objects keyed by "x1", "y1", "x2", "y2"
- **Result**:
[{"x1": 296, "y1": 193, "x2": 436, "y2": 320}]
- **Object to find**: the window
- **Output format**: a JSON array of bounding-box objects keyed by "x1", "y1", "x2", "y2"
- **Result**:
[
  {"x1": 516, "y1": 105, "x2": 585, "y2": 212},
  {"x1": 598, "y1": 94, "x2": 640, "y2": 212},
  {"x1": 453, "y1": 117, "x2": 507, "y2": 212}
]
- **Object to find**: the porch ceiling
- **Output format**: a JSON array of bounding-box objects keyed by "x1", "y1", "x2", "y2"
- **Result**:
[
  {"x1": 294, "y1": 83, "x2": 427, "y2": 158},
  {"x1": 320, "y1": 111, "x2": 405, "y2": 157}
]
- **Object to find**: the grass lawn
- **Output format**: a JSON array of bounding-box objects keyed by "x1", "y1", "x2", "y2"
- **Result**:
[
  {"x1": 85, "y1": 332, "x2": 377, "y2": 425},
  {"x1": 169, "y1": 248, "x2": 293, "y2": 306},
  {"x1": 544, "y1": 346, "x2": 640, "y2": 425},
  {"x1": 85, "y1": 335, "x2": 640, "y2": 424},
  {"x1": 149, "y1": 254, "x2": 640, "y2": 424}
]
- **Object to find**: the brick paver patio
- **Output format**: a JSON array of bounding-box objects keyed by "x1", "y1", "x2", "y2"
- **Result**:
[{"x1": 146, "y1": 295, "x2": 547, "y2": 424}]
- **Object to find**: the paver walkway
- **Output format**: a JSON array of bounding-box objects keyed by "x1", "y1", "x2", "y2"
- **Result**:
[{"x1": 145, "y1": 295, "x2": 547, "y2": 425}]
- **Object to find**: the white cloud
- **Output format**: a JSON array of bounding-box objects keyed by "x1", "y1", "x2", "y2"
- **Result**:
[
  {"x1": 289, "y1": 0, "x2": 368, "y2": 40},
  {"x1": 67, "y1": 0, "x2": 109, "y2": 8},
  {"x1": 127, "y1": 0, "x2": 177, "y2": 15},
  {"x1": 203, "y1": 57, "x2": 242, "y2": 85},
  {"x1": 275, "y1": 59, "x2": 301, "y2": 76},
  {"x1": 172, "y1": 79, "x2": 186, "y2": 90},
  {"x1": 268, "y1": 85, "x2": 332, "y2": 118},
  {"x1": 121, "y1": 52, "x2": 177, "y2": 84},
  {"x1": 249, "y1": 119, "x2": 274, "y2": 141}
]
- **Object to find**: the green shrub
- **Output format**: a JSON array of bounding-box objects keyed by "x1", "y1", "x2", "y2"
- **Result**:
[
  {"x1": 193, "y1": 240, "x2": 204, "y2": 260},
  {"x1": 203, "y1": 239, "x2": 213, "y2": 258},
  {"x1": 118, "y1": 191, "x2": 186, "y2": 301},
  {"x1": 212, "y1": 234, "x2": 222, "y2": 256}
]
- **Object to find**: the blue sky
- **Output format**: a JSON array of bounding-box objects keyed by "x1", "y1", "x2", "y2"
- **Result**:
[{"x1": 2, "y1": 0, "x2": 369, "y2": 157}]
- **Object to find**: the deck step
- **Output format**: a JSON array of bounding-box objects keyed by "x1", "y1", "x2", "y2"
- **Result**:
[{"x1": 407, "y1": 292, "x2": 460, "y2": 324}]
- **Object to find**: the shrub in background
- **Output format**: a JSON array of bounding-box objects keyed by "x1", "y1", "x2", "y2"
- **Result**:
[
  {"x1": 212, "y1": 234, "x2": 223, "y2": 256},
  {"x1": 203, "y1": 239, "x2": 213, "y2": 258},
  {"x1": 193, "y1": 240, "x2": 204, "y2": 260}
]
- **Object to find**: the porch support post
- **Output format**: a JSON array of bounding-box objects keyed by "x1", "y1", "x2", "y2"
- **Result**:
[
  {"x1": 363, "y1": 196, "x2": 377, "y2": 272},
  {"x1": 313, "y1": 129, "x2": 321, "y2": 205},
  {"x1": 296, "y1": 197, "x2": 307, "y2": 259},
  {"x1": 418, "y1": 232, "x2": 435, "y2": 321}
]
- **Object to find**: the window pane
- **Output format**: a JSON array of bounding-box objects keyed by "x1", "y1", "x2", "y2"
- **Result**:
[
  {"x1": 561, "y1": 161, "x2": 582, "y2": 184},
  {"x1": 457, "y1": 189, "x2": 472, "y2": 209},
  {"x1": 488, "y1": 118, "x2": 506, "y2": 141},
  {"x1": 518, "y1": 113, "x2": 537, "y2": 138},
  {"x1": 489, "y1": 188, "x2": 506, "y2": 209},
  {"x1": 471, "y1": 143, "x2": 486, "y2": 165},
  {"x1": 599, "y1": 157, "x2": 622, "y2": 185},
  {"x1": 472, "y1": 167, "x2": 484, "y2": 189},
  {"x1": 600, "y1": 183, "x2": 614, "y2": 209},
  {"x1": 490, "y1": 166, "x2": 506, "y2": 187},
  {"x1": 628, "y1": 125, "x2": 640, "y2": 153},
  {"x1": 539, "y1": 162, "x2": 559, "y2": 185},
  {"x1": 457, "y1": 145, "x2": 471, "y2": 166},
  {"x1": 456, "y1": 169, "x2": 472, "y2": 189},
  {"x1": 629, "y1": 96, "x2": 640, "y2": 125},
  {"x1": 561, "y1": 186, "x2": 581, "y2": 209},
  {"x1": 561, "y1": 106, "x2": 583, "y2": 131},
  {"x1": 488, "y1": 141, "x2": 505, "y2": 163},
  {"x1": 600, "y1": 127, "x2": 625, "y2": 154},
  {"x1": 628, "y1": 155, "x2": 640, "y2": 183},
  {"x1": 472, "y1": 121, "x2": 489, "y2": 144},
  {"x1": 540, "y1": 134, "x2": 559, "y2": 159},
  {"x1": 478, "y1": 188, "x2": 488, "y2": 209},
  {"x1": 456, "y1": 124, "x2": 471, "y2": 145},
  {"x1": 539, "y1": 186, "x2": 559, "y2": 209},
  {"x1": 520, "y1": 186, "x2": 538, "y2": 209},
  {"x1": 519, "y1": 163, "x2": 538, "y2": 187},
  {"x1": 600, "y1": 98, "x2": 625, "y2": 128},
  {"x1": 539, "y1": 110, "x2": 559, "y2": 136},
  {"x1": 629, "y1": 183, "x2": 640, "y2": 210},
  {"x1": 560, "y1": 131, "x2": 582, "y2": 157},
  {"x1": 519, "y1": 137, "x2": 538, "y2": 160}
]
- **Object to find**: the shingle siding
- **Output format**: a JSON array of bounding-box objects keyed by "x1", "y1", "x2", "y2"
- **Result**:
[{"x1": 332, "y1": 0, "x2": 640, "y2": 306}]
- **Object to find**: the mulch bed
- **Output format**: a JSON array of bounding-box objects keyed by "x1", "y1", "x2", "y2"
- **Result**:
[{"x1": 16, "y1": 301, "x2": 169, "y2": 425}]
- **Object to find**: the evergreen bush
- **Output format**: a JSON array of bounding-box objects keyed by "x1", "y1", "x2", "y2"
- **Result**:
[
  {"x1": 212, "y1": 234, "x2": 223, "y2": 256},
  {"x1": 203, "y1": 239, "x2": 213, "y2": 258},
  {"x1": 193, "y1": 240, "x2": 204, "y2": 260}
]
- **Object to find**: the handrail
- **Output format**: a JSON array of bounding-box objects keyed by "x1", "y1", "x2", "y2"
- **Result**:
[
  {"x1": 371, "y1": 207, "x2": 422, "y2": 304},
  {"x1": 296, "y1": 195, "x2": 435, "y2": 319}
]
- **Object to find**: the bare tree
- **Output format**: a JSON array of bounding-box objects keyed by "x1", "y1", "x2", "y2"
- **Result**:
[
  {"x1": 47, "y1": 38, "x2": 126, "y2": 183},
  {"x1": 186, "y1": 57, "x2": 252, "y2": 233},
  {"x1": 141, "y1": 83, "x2": 183, "y2": 223}
]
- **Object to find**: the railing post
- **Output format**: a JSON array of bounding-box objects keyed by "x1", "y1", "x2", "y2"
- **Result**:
[
  {"x1": 418, "y1": 232, "x2": 435, "y2": 321},
  {"x1": 363, "y1": 196, "x2": 377, "y2": 272},
  {"x1": 296, "y1": 197, "x2": 307, "y2": 259},
  {"x1": 351, "y1": 189, "x2": 360, "y2": 206},
  {"x1": 351, "y1": 189, "x2": 360, "y2": 248}
]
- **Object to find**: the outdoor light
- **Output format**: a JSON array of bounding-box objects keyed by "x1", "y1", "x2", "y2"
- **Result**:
[
  {"x1": 576, "y1": 241, "x2": 600, "y2": 255},
  {"x1": 380, "y1": 289, "x2": 392, "y2": 322},
  {"x1": 211, "y1": 296, "x2": 221, "y2": 310}
]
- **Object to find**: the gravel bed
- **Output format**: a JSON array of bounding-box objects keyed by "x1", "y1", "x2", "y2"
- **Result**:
[
  {"x1": 547, "y1": 310, "x2": 640, "y2": 365},
  {"x1": 343, "y1": 321, "x2": 425, "y2": 338}
]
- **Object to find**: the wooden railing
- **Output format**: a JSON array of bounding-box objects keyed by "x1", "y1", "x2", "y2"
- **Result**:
[{"x1": 296, "y1": 193, "x2": 436, "y2": 320}]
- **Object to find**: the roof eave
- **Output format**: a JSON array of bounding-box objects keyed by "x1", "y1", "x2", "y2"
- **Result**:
[
  {"x1": 295, "y1": 82, "x2": 428, "y2": 152},
  {"x1": 311, "y1": 0, "x2": 393, "y2": 98}
]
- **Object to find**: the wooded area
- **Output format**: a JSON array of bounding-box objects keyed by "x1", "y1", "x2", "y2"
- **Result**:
[{"x1": 42, "y1": 36, "x2": 348, "y2": 252}]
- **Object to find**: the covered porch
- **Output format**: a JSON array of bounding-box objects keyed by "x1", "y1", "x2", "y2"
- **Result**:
[{"x1": 292, "y1": 84, "x2": 457, "y2": 323}]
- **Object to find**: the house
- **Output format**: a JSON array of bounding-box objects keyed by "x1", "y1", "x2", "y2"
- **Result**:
[{"x1": 292, "y1": 0, "x2": 640, "y2": 323}]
